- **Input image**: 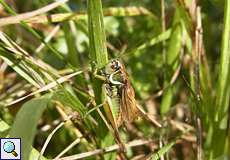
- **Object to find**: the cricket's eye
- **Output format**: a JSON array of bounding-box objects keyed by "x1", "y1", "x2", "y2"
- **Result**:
[{"x1": 111, "y1": 60, "x2": 121, "y2": 70}]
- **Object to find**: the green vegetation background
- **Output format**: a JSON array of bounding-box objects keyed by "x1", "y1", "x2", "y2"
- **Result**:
[{"x1": 0, "y1": 0, "x2": 229, "y2": 160}]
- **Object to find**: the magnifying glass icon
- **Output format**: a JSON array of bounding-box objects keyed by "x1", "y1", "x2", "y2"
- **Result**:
[{"x1": 3, "y1": 141, "x2": 18, "y2": 157}]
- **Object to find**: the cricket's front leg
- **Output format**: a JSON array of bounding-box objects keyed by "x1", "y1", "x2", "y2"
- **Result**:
[{"x1": 92, "y1": 67, "x2": 107, "y2": 81}]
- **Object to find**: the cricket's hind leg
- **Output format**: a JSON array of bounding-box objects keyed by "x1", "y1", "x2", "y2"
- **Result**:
[
  {"x1": 113, "y1": 127, "x2": 128, "y2": 160},
  {"x1": 136, "y1": 104, "x2": 162, "y2": 128}
]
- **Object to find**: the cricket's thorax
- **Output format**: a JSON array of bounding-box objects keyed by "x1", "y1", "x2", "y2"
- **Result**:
[{"x1": 104, "y1": 60, "x2": 127, "y2": 84}]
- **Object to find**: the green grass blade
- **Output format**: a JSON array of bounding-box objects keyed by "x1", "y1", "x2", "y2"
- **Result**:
[
  {"x1": 0, "y1": 0, "x2": 69, "y2": 64},
  {"x1": 151, "y1": 129, "x2": 190, "y2": 160},
  {"x1": 63, "y1": 21, "x2": 80, "y2": 67},
  {"x1": 0, "y1": 31, "x2": 59, "y2": 88},
  {"x1": 215, "y1": 0, "x2": 230, "y2": 124},
  {"x1": 160, "y1": 21, "x2": 183, "y2": 115},
  {"x1": 87, "y1": 2, "x2": 116, "y2": 159},
  {"x1": 29, "y1": 148, "x2": 47, "y2": 160},
  {"x1": 0, "y1": 118, "x2": 47, "y2": 159},
  {"x1": 0, "y1": 119, "x2": 10, "y2": 137},
  {"x1": 52, "y1": 88, "x2": 87, "y2": 117},
  {"x1": 0, "y1": 49, "x2": 42, "y2": 88},
  {"x1": 211, "y1": 0, "x2": 230, "y2": 157},
  {"x1": 133, "y1": 29, "x2": 172, "y2": 54},
  {"x1": 151, "y1": 139, "x2": 176, "y2": 160},
  {"x1": 9, "y1": 96, "x2": 50, "y2": 160},
  {"x1": 88, "y1": 0, "x2": 108, "y2": 68}
]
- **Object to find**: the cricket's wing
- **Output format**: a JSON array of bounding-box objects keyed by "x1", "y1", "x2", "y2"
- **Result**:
[{"x1": 119, "y1": 83, "x2": 139, "y2": 126}]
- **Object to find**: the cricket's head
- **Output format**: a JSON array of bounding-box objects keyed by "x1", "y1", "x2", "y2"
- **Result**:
[
  {"x1": 105, "y1": 59, "x2": 122, "y2": 74},
  {"x1": 110, "y1": 59, "x2": 122, "y2": 71},
  {"x1": 104, "y1": 59, "x2": 124, "y2": 85}
]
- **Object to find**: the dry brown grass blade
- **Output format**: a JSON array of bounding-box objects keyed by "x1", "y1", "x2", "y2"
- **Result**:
[
  {"x1": 38, "y1": 116, "x2": 72, "y2": 160},
  {"x1": 35, "y1": 25, "x2": 61, "y2": 53},
  {"x1": 7, "y1": 71, "x2": 83, "y2": 106},
  {"x1": 54, "y1": 138, "x2": 81, "y2": 159},
  {"x1": 0, "y1": 6, "x2": 152, "y2": 26},
  {"x1": 0, "y1": 0, "x2": 69, "y2": 27},
  {"x1": 0, "y1": 31, "x2": 59, "y2": 82},
  {"x1": 58, "y1": 139, "x2": 155, "y2": 160}
]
